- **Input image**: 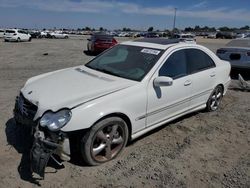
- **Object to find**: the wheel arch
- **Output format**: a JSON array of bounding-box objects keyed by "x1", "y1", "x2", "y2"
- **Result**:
[
  {"x1": 216, "y1": 83, "x2": 224, "y2": 94},
  {"x1": 91, "y1": 112, "x2": 132, "y2": 141}
]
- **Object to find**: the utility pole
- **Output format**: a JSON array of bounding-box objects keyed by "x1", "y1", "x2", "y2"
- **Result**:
[{"x1": 173, "y1": 8, "x2": 177, "y2": 33}]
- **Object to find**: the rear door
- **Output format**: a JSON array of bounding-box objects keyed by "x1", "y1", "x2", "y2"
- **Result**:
[{"x1": 186, "y1": 48, "x2": 217, "y2": 108}]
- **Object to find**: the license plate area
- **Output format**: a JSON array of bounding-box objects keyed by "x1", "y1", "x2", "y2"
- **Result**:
[{"x1": 230, "y1": 53, "x2": 241, "y2": 60}]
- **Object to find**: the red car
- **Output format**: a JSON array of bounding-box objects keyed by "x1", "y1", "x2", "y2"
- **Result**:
[{"x1": 87, "y1": 33, "x2": 117, "y2": 54}]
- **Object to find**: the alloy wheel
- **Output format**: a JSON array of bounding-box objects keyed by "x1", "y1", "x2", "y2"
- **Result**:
[{"x1": 91, "y1": 123, "x2": 125, "y2": 162}]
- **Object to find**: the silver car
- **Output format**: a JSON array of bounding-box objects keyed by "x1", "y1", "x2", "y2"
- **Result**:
[{"x1": 216, "y1": 39, "x2": 250, "y2": 69}]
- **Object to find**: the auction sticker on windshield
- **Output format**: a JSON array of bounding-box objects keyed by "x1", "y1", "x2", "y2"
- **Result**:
[{"x1": 141, "y1": 48, "x2": 161, "y2": 55}]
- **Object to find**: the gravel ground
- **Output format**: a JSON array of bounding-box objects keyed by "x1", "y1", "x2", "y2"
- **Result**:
[{"x1": 0, "y1": 36, "x2": 249, "y2": 188}]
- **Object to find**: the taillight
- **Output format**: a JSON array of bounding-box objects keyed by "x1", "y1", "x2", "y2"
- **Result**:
[
  {"x1": 247, "y1": 52, "x2": 250, "y2": 56},
  {"x1": 95, "y1": 39, "x2": 101, "y2": 45},
  {"x1": 217, "y1": 49, "x2": 226, "y2": 54},
  {"x1": 112, "y1": 38, "x2": 117, "y2": 44}
]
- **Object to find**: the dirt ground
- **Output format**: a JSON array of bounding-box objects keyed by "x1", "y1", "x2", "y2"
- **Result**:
[{"x1": 0, "y1": 36, "x2": 249, "y2": 188}]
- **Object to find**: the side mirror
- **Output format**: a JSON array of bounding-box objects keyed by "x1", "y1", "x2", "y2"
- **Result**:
[{"x1": 154, "y1": 76, "x2": 173, "y2": 87}]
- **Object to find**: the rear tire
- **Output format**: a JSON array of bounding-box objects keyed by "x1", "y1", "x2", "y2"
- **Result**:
[
  {"x1": 206, "y1": 85, "x2": 223, "y2": 112},
  {"x1": 81, "y1": 117, "x2": 128, "y2": 166}
]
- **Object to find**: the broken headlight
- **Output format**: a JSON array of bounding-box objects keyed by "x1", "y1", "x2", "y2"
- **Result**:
[{"x1": 40, "y1": 109, "x2": 72, "y2": 131}]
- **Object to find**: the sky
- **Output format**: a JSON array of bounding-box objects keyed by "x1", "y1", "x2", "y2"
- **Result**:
[{"x1": 0, "y1": 0, "x2": 250, "y2": 30}]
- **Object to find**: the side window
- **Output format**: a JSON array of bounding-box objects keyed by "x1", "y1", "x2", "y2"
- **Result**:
[
  {"x1": 159, "y1": 50, "x2": 187, "y2": 79},
  {"x1": 186, "y1": 49, "x2": 215, "y2": 74}
]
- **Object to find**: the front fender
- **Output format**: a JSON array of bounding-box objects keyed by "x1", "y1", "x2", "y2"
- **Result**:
[{"x1": 61, "y1": 84, "x2": 147, "y2": 134}]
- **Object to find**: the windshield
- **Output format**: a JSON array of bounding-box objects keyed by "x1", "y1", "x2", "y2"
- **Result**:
[
  {"x1": 85, "y1": 44, "x2": 164, "y2": 81},
  {"x1": 226, "y1": 39, "x2": 250, "y2": 47}
]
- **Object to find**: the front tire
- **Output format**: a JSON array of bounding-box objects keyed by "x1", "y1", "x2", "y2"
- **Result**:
[
  {"x1": 206, "y1": 85, "x2": 223, "y2": 111},
  {"x1": 81, "y1": 117, "x2": 129, "y2": 166}
]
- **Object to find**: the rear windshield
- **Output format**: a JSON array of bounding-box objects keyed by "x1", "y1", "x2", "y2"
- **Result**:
[
  {"x1": 6, "y1": 30, "x2": 15, "y2": 33},
  {"x1": 93, "y1": 35, "x2": 113, "y2": 39},
  {"x1": 181, "y1": 35, "x2": 194, "y2": 38},
  {"x1": 226, "y1": 39, "x2": 250, "y2": 47}
]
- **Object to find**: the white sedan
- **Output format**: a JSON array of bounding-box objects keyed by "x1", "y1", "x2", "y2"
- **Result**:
[
  {"x1": 14, "y1": 38, "x2": 231, "y2": 177},
  {"x1": 49, "y1": 31, "x2": 69, "y2": 39}
]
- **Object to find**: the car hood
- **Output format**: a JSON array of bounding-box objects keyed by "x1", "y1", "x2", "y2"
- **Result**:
[{"x1": 21, "y1": 66, "x2": 136, "y2": 119}]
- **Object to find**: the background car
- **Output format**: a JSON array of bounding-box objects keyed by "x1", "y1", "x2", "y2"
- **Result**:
[
  {"x1": 216, "y1": 31, "x2": 236, "y2": 39},
  {"x1": 47, "y1": 31, "x2": 69, "y2": 39},
  {"x1": 28, "y1": 30, "x2": 41, "y2": 38},
  {"x1": 216, "y1": 39, "x2": 250, "y2": 70},
  {"x1": 173, "y1": 33, "x2": 196, "y2": 43},
  {"x1": 145, "y1": 32, "x2": 159, "y2": 38},
  {"x1": 0, "y1": 29, "x2": 5, "y2": 38},
  {"x1": 40, "y1": 31, "x2": 49, "y2": 38},
  {"x1": 236, "y1": 33, "x2": 249, "y2": 39},
  {"x1": 4, "y1": 29, "x2": 31, "y2": 42},
  {"x1": 87, "y1": 33, "x2": 117, "y2": 53},
  {"x1": 207, "y1": 33, "x2": 217, "y2": 39}
]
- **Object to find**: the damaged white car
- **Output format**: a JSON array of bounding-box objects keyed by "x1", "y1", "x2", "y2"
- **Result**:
[{"x1": 14, "y1": 38, "x2": 231, "y2": 177}]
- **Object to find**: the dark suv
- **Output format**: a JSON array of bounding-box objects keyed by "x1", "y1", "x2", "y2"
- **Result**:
[{"x1": 87, "y1": 33, "x2": 118, "y2": 54}]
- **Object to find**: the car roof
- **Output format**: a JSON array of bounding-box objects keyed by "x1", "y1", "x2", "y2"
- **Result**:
[{"x1": 121, "y1": 38, "x2": 195, "y2": 50}]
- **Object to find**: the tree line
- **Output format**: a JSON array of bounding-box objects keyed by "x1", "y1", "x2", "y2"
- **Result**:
[{"x1": 55, "y1": 25, "x2": 250, "y2": 32}]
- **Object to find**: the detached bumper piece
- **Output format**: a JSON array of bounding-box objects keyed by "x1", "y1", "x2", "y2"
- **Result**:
[
  {"x1": 30, "y1": 130, "x2": 71, "y2": 178},
  {"x1": 31, "y1": 136, "x2": 58, "y2": 178},
  {"x1": 238, "y1": 74, "x2": 250, "y2": 91}
]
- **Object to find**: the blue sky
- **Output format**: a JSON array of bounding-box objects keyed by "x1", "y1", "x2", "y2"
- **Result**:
[{"x1": 0, "y1": 0, "x2": 250, "y2": 30}]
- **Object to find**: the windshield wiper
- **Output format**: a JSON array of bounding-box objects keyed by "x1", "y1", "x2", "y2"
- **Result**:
[{"x1": 88, "y1": 66, "x2": 122, "y2": 78}]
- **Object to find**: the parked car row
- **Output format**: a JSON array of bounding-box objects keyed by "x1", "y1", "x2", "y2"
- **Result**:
[
  {"x1": 203, "y1": 32, "x2": 250, "y2": 39},
  {"x1": 172, "y1": 33, "x2": 196, "y2": 43},
  {"x1": 28, "y1": 30, "x2": 69, "y2": 39},
  {"x1": 0, "y1": 28, "x2": 69, "y2": 42}
]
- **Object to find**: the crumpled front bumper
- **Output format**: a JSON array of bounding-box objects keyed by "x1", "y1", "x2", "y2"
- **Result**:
[{"x1": 14, "y1": 94, "x2": 71, "y2": 178}]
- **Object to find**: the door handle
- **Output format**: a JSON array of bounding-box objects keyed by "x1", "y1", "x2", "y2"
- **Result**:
[
  {"x1": 210, "y1": 72, "x2": 216, "y2": 77},
  {"x1": 184, "y1": 80, "x2": 192, "y2": 86}
]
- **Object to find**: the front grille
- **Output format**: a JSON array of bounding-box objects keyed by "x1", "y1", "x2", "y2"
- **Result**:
[{"x1": 15, "y1": 93, "x2": 38, "y2": 120}]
